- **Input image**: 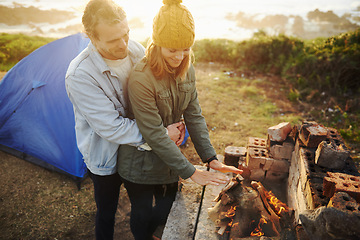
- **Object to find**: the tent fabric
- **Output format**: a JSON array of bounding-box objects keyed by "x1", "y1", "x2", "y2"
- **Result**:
[
  {"x1": 0, "y1": 33, "x2": 90, "y2": 179},
  {"x1": 0, "y1": 33, "x2": 190, "y2": 181}
]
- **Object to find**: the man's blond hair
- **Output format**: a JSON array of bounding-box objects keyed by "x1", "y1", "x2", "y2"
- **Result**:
[{"x1": 82, "y1": 0, "x2": 126, "y2": 40}]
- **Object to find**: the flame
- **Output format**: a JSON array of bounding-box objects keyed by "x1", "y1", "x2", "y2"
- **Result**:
[
  {"x1": 225, "y1": 206, "x2": 236, "y2": 227},
  {"x1": 225, "y1": 206, "x2": 236, "y2": 218},
  {"x1": 265, "y1": 190, "x2": 289, "y2": 215},
  {"x1": 250, "y1": 216, "x2": 267, "y2": 236}
]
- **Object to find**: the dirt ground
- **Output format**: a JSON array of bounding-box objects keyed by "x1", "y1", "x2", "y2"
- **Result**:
[{"x1": 0, "y1": 65, "x2": 358, "y2": 240}]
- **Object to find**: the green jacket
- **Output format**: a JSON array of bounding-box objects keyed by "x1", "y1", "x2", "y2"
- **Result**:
[{"x1": 117, "y1": 58, "x2": 216, "y2": 184}]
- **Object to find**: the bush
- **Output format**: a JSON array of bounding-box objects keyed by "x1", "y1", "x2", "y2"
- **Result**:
[
  {"x1": 192, "y1": 39, "x2": 237, "y2": 64},
  {"x1": 192, "y1": 29, "x2": 359, "y2": 98},
  {"x1": 0, "y1": 33, "x2": 55, "y2": 71},
  {"x1": 286, "y1": 29, "x2": 360, "y2": 95},
  {"x1": 233, "y1": 34, "x2": 304, "y2": 75}
]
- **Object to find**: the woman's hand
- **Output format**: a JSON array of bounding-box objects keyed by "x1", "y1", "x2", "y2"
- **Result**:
[
  {"x1": 167, "y1": 122, "x2": 185, "y2": 146},
  {"x1": 190, "y1": 169, "x2": 229, "y2": 186},
  {"x1": 209, "y1": 160, "x2": 243, "y2": 175}
]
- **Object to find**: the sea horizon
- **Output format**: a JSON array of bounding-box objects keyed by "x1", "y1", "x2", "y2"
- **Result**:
[{"x1": 0, "y1": 0, "x2": 359, "y2": 41}]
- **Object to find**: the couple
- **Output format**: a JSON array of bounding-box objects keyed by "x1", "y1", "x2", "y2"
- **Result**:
[{"x1": 65, "y1": 0, "x2": 242, "y2": 239}]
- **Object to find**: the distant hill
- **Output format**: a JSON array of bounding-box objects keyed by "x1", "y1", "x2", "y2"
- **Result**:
[
  {"x1": 226, "y1": 8, "x2": 360, "y2": 39},
  {"x1": 0, "y1": 4, "x2": 82, "y2": 37},
  {"x1": 0, "y1": 5, "x2": 75, "y2": 25}
]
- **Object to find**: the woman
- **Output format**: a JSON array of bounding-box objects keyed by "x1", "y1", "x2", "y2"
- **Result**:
[{"x1": 117, "y1": 0, "x2": 243, "y2": 239}]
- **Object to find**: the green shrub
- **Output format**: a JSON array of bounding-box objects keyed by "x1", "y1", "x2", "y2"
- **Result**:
[
  {"x1": 192, "y1": 39, "x2": 237, "y2": 64},
  {"x1": 232, "y1": 34, "x2": 304, "y2": 75},
  {"x1": 286, "y1": 29, "x2": 360, "y2": 95},
  {"x1": 0, "y1": 33, "x2": 55, "y2": 71}
]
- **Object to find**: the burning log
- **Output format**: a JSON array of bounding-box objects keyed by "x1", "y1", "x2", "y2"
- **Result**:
[
  {"x1": 251, "y1": 181, "x2": 280, "y2": 233},
  {"x1": 228, "y1": 186, "x2": 279, "y2": 238},
  {"x1": 208, "y1": 175, "x2": 244, "y2": 235},
  {"x1": 208, "y1": 175, "x2": 293, "y2": 238}
]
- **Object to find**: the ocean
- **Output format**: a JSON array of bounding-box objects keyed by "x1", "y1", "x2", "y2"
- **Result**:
[{"x1": 0, "y1": 0, "x2": 359, "y2": 41}]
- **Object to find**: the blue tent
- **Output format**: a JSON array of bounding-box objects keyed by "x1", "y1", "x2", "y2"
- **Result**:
[{"x1": 0, "y1": 33, "x2": 90, "y2": 182}]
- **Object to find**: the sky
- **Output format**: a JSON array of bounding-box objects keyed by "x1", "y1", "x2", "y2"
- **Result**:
[{"x1": 0, "y1": 0, "x2": 359, "y2": 41}]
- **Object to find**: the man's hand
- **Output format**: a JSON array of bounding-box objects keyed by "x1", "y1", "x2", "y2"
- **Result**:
[
  {"x1": 209, "y1": 160, "x2": 243, "y2": 175},
  {"x1": 167, "y1": 122, "x2": 185, "y2": 146},
  {"x1": 176, "y1": 121, "x2": 185, "y2": 146},
  {"x1": 190, "y1": 169, "x2": 229, "y2": 186}
]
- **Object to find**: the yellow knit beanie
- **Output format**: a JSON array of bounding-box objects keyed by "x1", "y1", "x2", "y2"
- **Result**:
[{"x1": 152, "y1": 0, "x2": 195, "y2": 49}]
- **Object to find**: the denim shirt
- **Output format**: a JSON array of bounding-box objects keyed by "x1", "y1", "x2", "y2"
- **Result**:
[{"x1": 65, "y1": 39, "x2": 145, "y2": 175}]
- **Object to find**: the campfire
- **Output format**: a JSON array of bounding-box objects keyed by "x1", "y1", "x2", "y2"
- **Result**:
[
  {"x1": 208, "y1": 175, "x2": 293, "y2": 238},
  {"x1": 162, "y1": 121, "x2": 360, "y2": 240},
  {"x1": 207, "y1": 121, "x2": 360, "y2": 239}
]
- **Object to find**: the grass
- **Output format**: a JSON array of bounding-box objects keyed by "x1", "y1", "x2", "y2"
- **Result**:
[{"x1": 192, "y1": 63, "x2": 302, "y2": 155}]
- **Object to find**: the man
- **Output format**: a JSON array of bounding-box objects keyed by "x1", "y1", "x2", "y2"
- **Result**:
[{"x1": 65, "y1": 0, "x2": 183, "y2": 239}]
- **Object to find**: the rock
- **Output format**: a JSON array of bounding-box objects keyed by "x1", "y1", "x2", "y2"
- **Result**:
[{"x1": 299, "y1": 206, "x2": 360, "y2": 240}]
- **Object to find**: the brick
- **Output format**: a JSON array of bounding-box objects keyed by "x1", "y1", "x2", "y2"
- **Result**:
[
  {"x1": 310, "y1": 180, "x2": 329, "y2": 208},
  {"x1": 246, "y1": 147, "x2": 268, "y2": 170},
  {"x1": 298, "y1": 148, "x2": 312, "y2": 192},
  {"x1": 269, "y1": 158, "x2": 290, "y2": 173},
  {"x1": 288, "y1": 152, "x2": 302, "y2": 223},
  {"x1": 328, "y1": 192, "x2": 360, "y2": 214},
  {"x1": 326, "y1": 127, "x2": 342, "y2": 142},
  {"x1": 296, "y1": 178, "x2": 309, "y2": 221},
  {"x1": 264, "y1": 170, "x2": 288, "y2": 182},
  {"x1": 238, "y1": 162, "x2": 251, "y2": 179},
  {"x1": 289, "y1": 124, "x2": 299, "y2": 142},
  {"x1": 323, "y1": 172, "x2": 360, "y2": 202},
  {"x1": 299, "y1": 121, "x2": 328, "y2": 148},
  {"x1": 249, "y1": 168, "x2": 265, "y2": 181},
  {"x1": 225, "y1": 146, "x2": 246, "y2": 157},
  {"x1": 224, "y1": 146, "x2": 246, "y2": 167},
  {"x1": 267, "y1": 122, "x2": 292, "y2": 142},
  {"x1": 294, "y1": 137, "x2": 309, "y2": 157},
  {"x1": 247, "y1": 137, "x2": 267, "y2": 149},
  {"x1": 262, "y1": 158, "x2": 274, "y2": 171},
  {"x1": 269, "y1": 141, "x2": 294, "y2": 160},
  {"x1": 263, "y1": 158, "x2": 289, "y2": 172},
  {"x1": 289, "y1": 151, "x2": 300, "y2": 186},
  {"x1": 307, "y1": 161, "x2": 328, "y2": 180},
  {"x1": 303, "y1": 179, "x2": 315, "y2": 210},
  {"x1": 315, "y1": 140, "x2": 350, "y2": 169},
  {"x1": 287, "y1": 178, "x2": 298, "y2": 215}
]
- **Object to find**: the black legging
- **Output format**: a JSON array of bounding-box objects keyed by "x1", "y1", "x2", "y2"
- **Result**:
[
  {"x1": 121, "y1": 177, "x2": 178, "y2": 240},
  {"x1": 88, "y1": 170, "x2": 122, "y2": 240}
]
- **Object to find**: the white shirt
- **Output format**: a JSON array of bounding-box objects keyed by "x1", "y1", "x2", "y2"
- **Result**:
[{"x1": 104, "y1": 56, "x2": 132, "y2": 108}]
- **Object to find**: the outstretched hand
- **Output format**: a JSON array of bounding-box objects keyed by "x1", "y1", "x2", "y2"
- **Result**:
[
  {"x1": 209, "y1": 160, "x2": 243, "y2": 175},
  {"x1": 190, "y1": 169, "x2": 229, "y2": 186}
]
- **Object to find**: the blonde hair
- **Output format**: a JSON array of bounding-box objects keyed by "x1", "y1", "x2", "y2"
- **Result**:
[
  {"x1": 145, "y1": 40, "x2": 194, "y2": 80},
  {"x1": 82, "y1": 0, "x2": 126, "y2": 40}
]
